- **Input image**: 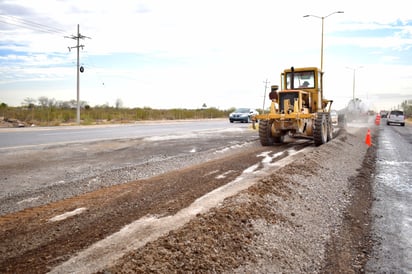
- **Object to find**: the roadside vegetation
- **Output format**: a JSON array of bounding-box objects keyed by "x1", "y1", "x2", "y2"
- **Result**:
[
  {"x1": 400, "y1": 100, "x2": 412, "y2": 120},
  {"x1": 0, "y1": 98, "x2": 238, "y2": 127},
  {"x1": 1, "y1": 96, "x2": 411, "y2": 127}
]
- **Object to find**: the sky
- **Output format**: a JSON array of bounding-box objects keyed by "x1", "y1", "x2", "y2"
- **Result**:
[{"x1": 1, "y1": 0, "x2": 412, "y2": 111}]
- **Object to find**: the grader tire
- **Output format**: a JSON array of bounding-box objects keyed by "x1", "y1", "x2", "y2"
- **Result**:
[
  {"x1": 258, "y1": 120, "x2": 275, "y2": 146},
  {"x1": 314, "y1": 113, "x2": 328, "y2": 146},
  {"x1": 259, "y1": 120, "x2": 284, "y2": 146},
  {"x1": 326, "y1": 113, "x2": 333, "y2": 141}
]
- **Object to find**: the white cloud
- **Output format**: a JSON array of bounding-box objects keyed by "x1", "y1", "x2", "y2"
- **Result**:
[{"x1": 1, "y1": 0, "x2": 412, "y2": 110}]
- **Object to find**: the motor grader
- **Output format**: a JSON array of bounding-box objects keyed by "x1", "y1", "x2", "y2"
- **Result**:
[{"x1": 253, "y1": 66, "x2": 333, "y2": 146}]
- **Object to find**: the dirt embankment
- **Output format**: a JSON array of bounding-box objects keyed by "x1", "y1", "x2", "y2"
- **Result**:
[{"x1": 98, "y1": 128, "x2": 375, "y2": 273}]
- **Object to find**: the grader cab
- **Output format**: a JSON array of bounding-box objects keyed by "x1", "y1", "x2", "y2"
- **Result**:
[{"x1": 253, "y1": 66, "x2": 333, "y2": 146}]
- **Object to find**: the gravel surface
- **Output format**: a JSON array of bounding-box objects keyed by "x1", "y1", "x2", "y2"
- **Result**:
[
  {"x1": 0, "y1": 129, "x2": 258, "y2": 216},
  {"x1": 101, "y1": 127, "x2": 375, "y2": 273},
  {"x1": 0, "y1": 125, "x2": 376, "y2": 273}
]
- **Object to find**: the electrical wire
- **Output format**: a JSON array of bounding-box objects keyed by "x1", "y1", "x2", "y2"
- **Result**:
[{"x1": 0, "y1": 14, "x2": 68, "y2": 35}]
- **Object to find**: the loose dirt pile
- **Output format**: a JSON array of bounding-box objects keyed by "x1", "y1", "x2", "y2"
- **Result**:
[{"x1": 99, "y1": 128, "x2": 375, "y2": 273}]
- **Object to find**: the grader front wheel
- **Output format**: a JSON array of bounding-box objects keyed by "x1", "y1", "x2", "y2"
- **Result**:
[
  {"x1": 314, "y1": 113, "x2": 328, "y2": 146},
  {"x1": 258, "y1": 120, "x2": 275, "y2": 146},
  {"x1": 258, "y1": 120, "x2": 284, "y2": 146}
]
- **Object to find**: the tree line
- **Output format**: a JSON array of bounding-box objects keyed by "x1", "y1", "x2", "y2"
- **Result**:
[
  {"x1": 0, "y1": 97, "x2": 236, "y2": 126},
  {"x1": 400, "y1": 100, "x2": 412, "y2": 117}
]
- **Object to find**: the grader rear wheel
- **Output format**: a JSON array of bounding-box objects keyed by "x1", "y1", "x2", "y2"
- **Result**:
[{"x1": 314, "y1": 113, "x2": 328, "y2": 146}]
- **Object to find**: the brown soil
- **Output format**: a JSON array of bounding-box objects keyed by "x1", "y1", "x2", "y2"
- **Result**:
[
  {"x1": 0, "y1": 128, "x2": 375, "y2": 274},
  {"x1": 104, "y1": 129, "x2": 375, "y2": 273}
]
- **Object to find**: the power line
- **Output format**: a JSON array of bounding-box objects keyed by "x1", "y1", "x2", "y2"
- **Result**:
[{"x1": 0, "y1": 14, "x2": 67, "y2": 35}]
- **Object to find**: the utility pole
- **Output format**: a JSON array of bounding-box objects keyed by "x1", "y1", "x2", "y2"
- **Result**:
[
  {"x1": 65, "y1": 24, "x2": 90, "y2": 125},
  {"x1": 262, "y1": 79, "x2": 270, "y2": 114},
  {"x1": 346, "y1": 66, "x2": 363, "y2": 101}
]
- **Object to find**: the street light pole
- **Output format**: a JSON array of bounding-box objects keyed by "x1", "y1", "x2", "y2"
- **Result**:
[
  {"x1": 321, "y1": 17, "x2": 324, "y2": 72},
  {"x1": 303, "y1": 11, "x2": 344, "y2": 72}
]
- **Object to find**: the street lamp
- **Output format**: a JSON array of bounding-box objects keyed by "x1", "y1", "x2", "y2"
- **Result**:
[
  {"x1": 303, "y1": 11, "x2": 344, "y2": 72},
  {"x1": 346, "y1": 66, "x2": 363, "y2": 101}
]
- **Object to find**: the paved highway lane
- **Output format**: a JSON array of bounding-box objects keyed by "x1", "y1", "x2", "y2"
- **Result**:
[
  {"x1": 366, "y1": 121, "x2": 412, "y2": 273},
  {"x1": 0, "y1": 119, "x2": 236, "y2": 149}
]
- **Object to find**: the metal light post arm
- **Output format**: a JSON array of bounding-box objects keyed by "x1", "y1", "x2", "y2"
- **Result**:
[{"x1": 303, "y1": 11, "x2": 344, "y2": 72}]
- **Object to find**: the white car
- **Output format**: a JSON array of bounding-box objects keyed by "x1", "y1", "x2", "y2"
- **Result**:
[
  {"x1": 229, "y1": 108, "x2": 259, "y2": 123},
  {"x1": 386, "y1": 110, "x2": 405, "y2": 126}
]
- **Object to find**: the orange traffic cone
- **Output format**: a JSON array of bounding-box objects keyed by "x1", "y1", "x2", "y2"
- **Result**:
[
  {"x1": 375, "y1": 114, "x2": 381, "y2": 125},
  {"x1": 365, "y1": 129, "x2": 372, "y2": 147}
]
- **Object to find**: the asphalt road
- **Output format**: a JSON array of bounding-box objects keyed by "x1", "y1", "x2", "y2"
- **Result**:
[
  {"x1": 0, "y1": 119, "x2": 232, "y2": 149},
  {"x1": 366, "y1": 120, "x2": 412, "y2": 273}
]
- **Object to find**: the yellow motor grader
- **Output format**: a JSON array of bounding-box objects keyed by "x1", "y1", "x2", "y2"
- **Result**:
[{"x1": 253, "y1": 66, "x2": 333, "y2": 146}]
